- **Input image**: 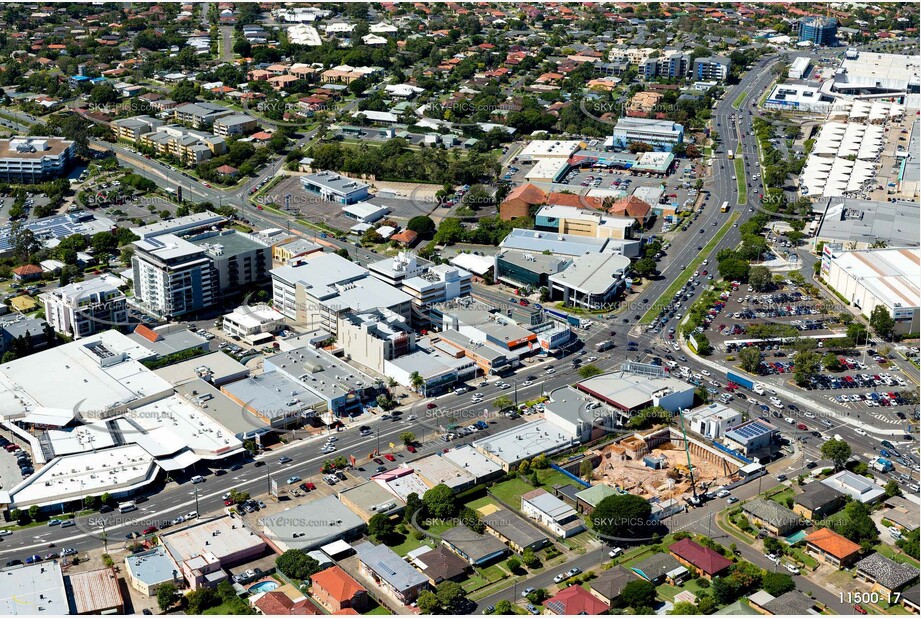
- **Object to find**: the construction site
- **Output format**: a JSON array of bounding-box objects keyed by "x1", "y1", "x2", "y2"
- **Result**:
[{"x1": 586, "y1": 427, "x2": 743, "y2": 504}]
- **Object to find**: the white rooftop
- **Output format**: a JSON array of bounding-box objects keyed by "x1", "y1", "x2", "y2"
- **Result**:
[
  {"x1": 549, "y1": 252, "x2": 631, "y2": 295},
  {"x1": 473, "y1": 419, "x2": 577, "y2": 466},
  {"x1": 831, "y1": 248, "x2": 920, "y2": 310},
  {"x1": 519, "y1": 140, "x2": 583, "y2": 159},
  {"x1": 0, "y1": 562, "x2": 69, "y2": 615},
  {"x1": 0, "y1": 331, "x2": 173, "y2": 422}
]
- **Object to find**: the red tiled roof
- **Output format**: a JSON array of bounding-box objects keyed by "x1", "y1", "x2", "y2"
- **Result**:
[
  {"x1": 12, "y1": 264, "x2": 42, "y2": 276},
  {"x1": 133, "y1": 324, "x2": 161, "y2": 343},
  {"x1": 311, "y1": 566, "x2": 366, "y2": 604},
  {"x1": 503, "y1": 183, "x2": 547, "y2": 205},
  {"x1": 543, "y1": 585, "x2": 608, "y2": 615},
  {"x1": 546, "y1": 192, "x2": 605, "y2": 210},
  {"x1": 391, "y1": 230, "x2": 419, "y2": 244},
  {"x1": 254, "y1": 592, "x2": 322, "y2": 615},
  {"x1": 805, "y1": 528, "x2": 861, "y2": 560},
  {"x1": 609, "y1": 195, "x2": 652, "y2": 219},
  {"x1": 669, "y1": 538, "x2": 732, "y2": 576}
]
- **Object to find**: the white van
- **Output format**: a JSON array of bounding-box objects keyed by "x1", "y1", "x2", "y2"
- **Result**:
[
  {"x1": 753, "y1": 384, "x2": 765, "y2": 396},
  {"x1": 454, "y1": 387, "x2": 468, "y2": 395},
  {"x1": 191, "y1": 475, "x2": 205, "y2": 484},
  {"x1": 118, "y1": 501, "x2": 137, "y2": 514}
]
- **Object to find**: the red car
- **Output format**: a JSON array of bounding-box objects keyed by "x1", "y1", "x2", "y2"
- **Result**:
[
  {"x1": 142, "y1": 526, "x2": 158, "y2": 535},
  {"x1": 407, "y1": 445, "x2": 417, "y2": 453},
  {"x1": 854, "y1": 605, "x2": 866, "y2": 615},
  {"x1": 224, "y1": 499, "x2": 234, "y2": 506},
  {"x1": 426, "y1": 403, "x2": 437, "y2": 409},
  {"x1": 256, "y1": 205, "x2": 264, "y2": 210},
  {"x1": 383, "y1": 453, "x2": 396, "y2": 462},
  {"x1": 306, "y1": 482, "x2": 316, "y2": 491}
]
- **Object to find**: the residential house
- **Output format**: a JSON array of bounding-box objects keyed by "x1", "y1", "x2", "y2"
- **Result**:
[
  {"x1": 252, "y1": 591, "x2": 323, "y2": 615},
  {"x1": 520, "y1": 488, "x2": 586, "y2": 538},
  {"x1": 631, "y1": 552, "x2": 688, "y2": 585},
  {"x1": 669, "y1": 538, "x2": 732, "y2": 580},
  {"x1": 543, "y1": 585, "x2": 609, "y2": 615},
  {"x1": 354, "y1": 541, "x2": 429, "y2": 605},
  {"x1": 413, "y1": 545, "x2": 470, "y2": 585},
  {"x1": 440, "y1": 526, "x2": 508, "y2": 566},
  {"x1": 804, "y1": 528, "x2": 862, "y2": 568},
  {"x1": 793, "y1": 483, "x2": 845, "y2": 521},
  {"x1": 479, "y1": 505, "x2": 548, "y2": 553},
  {"x1": 854, "y1": 553, "x2": 920, "y2": 598},
  {"x1": 589, "y1": 565, "x2": 641, "y2": 609},
  {"x1": 741, "y1": 499, "x2": 801, "y2": 536},
  {"x1": 310, "y1": 565, "x2": 368, "y2": 613},
  {"x1": 499, "y1": 183, "x2": 547, "y2": 220}
]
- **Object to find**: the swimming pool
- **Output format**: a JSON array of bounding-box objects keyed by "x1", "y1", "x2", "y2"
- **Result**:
[{"x1": 248, "y1": 581, "x2": 279, "y2": 594}]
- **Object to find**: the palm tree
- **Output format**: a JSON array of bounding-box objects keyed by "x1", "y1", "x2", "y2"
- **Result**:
[{"x1": 410, "y1": 371, "x2": 425, "y2": 394}]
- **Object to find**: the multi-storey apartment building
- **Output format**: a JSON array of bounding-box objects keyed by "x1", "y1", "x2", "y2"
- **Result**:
[
  {"x1": 138, "y1": 125, "x2": 226, "y2": 165},
  {"x1": 132, "y1": 234, "x2": 216, "y2": 318},
  {"x1": 41, "y1": 278, "x2": 127, "y2": 339},
  {"x1": 172, "y1": 102, "x2": 233, "y2": 129}
]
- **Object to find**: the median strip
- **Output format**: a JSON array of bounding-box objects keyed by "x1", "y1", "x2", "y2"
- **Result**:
[
  {"x1": 734, "y1": 158, "x2": 747, "y2": 204},
  {"x1": 732, "y1": 91, "x2": 747, "y2": 110},
  {"x1": 640, "y1": 212, "x2": 741, "y2": 325}
]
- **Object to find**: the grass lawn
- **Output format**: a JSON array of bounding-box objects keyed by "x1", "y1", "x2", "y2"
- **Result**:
[
  {"x1": 640, "y1": 212, "x2": 740, "y2": 324},
  {"x1": 387, "y1": 532, "x2": 434, "y2": 557},
  {"x1": 422, "y1": 518, "x2": 458, "y2": 537},
  {"x1": 467, "y1": 495, "x2": 500, "y2": 511},
  {"x1": 874, "y1": 543, "x2": 921, "y2": 568},
  {"x1": 562, "y1": 530, "x2": 595, "y2": 552},
  {"x1": 769, "y1": 488, "x2": 794, "y2": 507},
  {"x1": 462, "y1": 574, "x2": 490, "y2": 593},
  {"x1": 490, "y1": 478, "x2": 537, "y2": 506},
  {"x1": 479, "y1": 563, "x2": 510, "y2": 583},
  {"x1": 732, "y1": 91, "x2": 747, "y2": 109},
  {"x1": 537, "y1": 468, "x2": 578, "y2": 489},
  {"x1": 734, "y1": 158, "x2": 747, "y2": 203},
  {"x1": 203, "y1": 601, "x2": 250, "y2": 615},
  {"x1": 789, "y1": 546, "x2": 819, "y2": 570}
]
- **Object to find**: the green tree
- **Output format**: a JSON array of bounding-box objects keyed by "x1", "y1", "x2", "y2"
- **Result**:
[
  {"x1": 793, "y1": 350, "x2": 821, "y2": 386},
  {"x1": 404, "y1": 492, "x2": 422, "y2": 524},
  {"x1": 493, "y1": 395, "x2": 514, "y2": 411},
  {"x1": 869, "y1": 305, "x2": 895, "y2": 340},
  {"x1": 748, "y1": 266, "x2": 772, "y2": 291},
  {"x1": 522, "y1": 546, "x2": 540, "y2": 568},
  {"x1": 762, "y1": 572, "x2": 795, "y2": 597},
  {"x1": 493, "y1": 600, "x2": 513, "y2": 615},
  {"x1": 410, "y1": 371, "x2": 425, "y2": 393},
  {"x1": 671, "y1": 601, "x2": 701, "y2": 615},
  {"x1": 368, "y1": 513, "x2": 395, "y2": 540},
  {"x1": 897, "y1": 528, "x2": 919, "y2": 559},
  {"x1": 400, "y1": 431, "x2": 416, "y2": 445},
  {"x1": 634, "y1": 257, "x2": 658, "y2": 278},
  {"x1": 416, "y1": 590, "x2": 440, "y2": 614},
  {"x1": 580, "y1": 458, "x2": 594, "y2": 481},
  {"x1": 578, "y1": 364, "x2": 604, "y2": 379},
  {"x1": 591, "y1": 494, "x2": 652, "y2": 539},
  {"x1": 820, "y1": 439, "x2": 851, "y2": 471},
  {"x1": 884, "y1": 479, "x2": 902, "y2": 498},
  {"x1": 275, "y1": 549, "x2": 320, "y2": 580},
  {"x1": 739, "y1": 347, "x2": 762, "y2": 373},
  {"x1": 838, "y1": 501, "x2": 879, "y2": 549},
  {"x1": 621, "y1": 579, "x2": 657, "y2": 609},
  {"x1": 822, "y1": 353, "x2": 842, "y2": 371},
  {"x1": 423, "y1": 484, "x2": 457, "y2": 519},
  {"x1": 186, "y1": 587, "x2": 219, "y2": 614},
  {"x1": 436, "y1": 581, "x2": 466, "y2": 611},
  {"x1": 407, "y1": 215, "x2": 436, "y2": 237},
  {"x1": 718, "y1": 257, "x2": 750, "y2": 282},
  {"x1": 507, "y1": 556, "x2": 522, "y2": 573},
  {"x1": 157, "y1": 582, "x2": 178, "y2": 612}
]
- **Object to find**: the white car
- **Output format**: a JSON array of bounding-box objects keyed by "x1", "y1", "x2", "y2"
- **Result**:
[
  {"x1": 784, "y1": 564, "x2": 800, "y2": 575},
  {"x1": 803, "y1": 412, "x2": 816, "y2": 419},
  {"x1": 546, "y1": 368, "x2": 556, "y2": 374},
  {"x1": 854, "y1": 428, "x2": 867, "y2": 436},
  {"x1": 701, "y1": 370, "x2": 711, "y2": 377},
  {"x1": 784, "y1": 417, "x2": 795, "y2": 424},
  {"x1": 764, "y1": 553, "x2": 780, "y2": 564},
  {"x1": 608, "y1": 547, "x2": 623, "y2": 558},
  {"x1": 523, "y1": 380, "x2": 534, "y2": 386}
]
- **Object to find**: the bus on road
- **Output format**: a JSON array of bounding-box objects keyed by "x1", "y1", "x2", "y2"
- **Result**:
[
  {"x1": 721, "y1": 201, "x2": 730, "y2": 213},
  {"x1": 727, "y1": 150, "x2": 734, "y2": 160}
]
